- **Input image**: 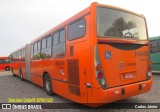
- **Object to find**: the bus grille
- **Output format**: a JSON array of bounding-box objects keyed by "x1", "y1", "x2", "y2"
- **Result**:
[{"x1": 68, "y1": 59, "x2": 80, "y2": 96}]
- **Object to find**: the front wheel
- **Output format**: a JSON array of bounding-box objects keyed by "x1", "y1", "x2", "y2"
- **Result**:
[{"x1": 44, "y1": 74, "x2": 53, "y2": 96}]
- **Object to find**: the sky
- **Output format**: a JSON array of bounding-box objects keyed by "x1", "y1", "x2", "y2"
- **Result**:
[{"x1": 0, "y1": 0, "x2": 160, "y2": 56}]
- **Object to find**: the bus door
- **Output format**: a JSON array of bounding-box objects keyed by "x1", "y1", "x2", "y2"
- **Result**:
[
  {"x1": 0, "y1": 59, "x2": 4, "y2": 70},
  {"x1": 67, "y1": 17, "x2": 90, "y2": 103}
]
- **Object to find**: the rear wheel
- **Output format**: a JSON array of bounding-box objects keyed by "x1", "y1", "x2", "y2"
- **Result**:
[
  {"x1": 44, "y1": 74, "x2": 53, "y2": 96},
  {"x1": 5, "y1": 66, "x2": 10, "y2": 71}
]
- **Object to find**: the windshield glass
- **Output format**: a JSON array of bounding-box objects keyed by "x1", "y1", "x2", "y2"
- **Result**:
[{"x1": 97, "y1": 7, "x2": 147, "y2": 40}]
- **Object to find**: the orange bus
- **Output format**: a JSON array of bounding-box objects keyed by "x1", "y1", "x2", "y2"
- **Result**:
[
  {"x1": 9, "y1": 2, "x2": 152, "y2": 107},
  {"x1": 0, "y1": 57, "x2": 10, "y2": 71}
]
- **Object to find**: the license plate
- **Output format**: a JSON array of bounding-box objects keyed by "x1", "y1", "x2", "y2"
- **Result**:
[{"x1": 124, "y1": 73, "x2": 136, "y2": 79}]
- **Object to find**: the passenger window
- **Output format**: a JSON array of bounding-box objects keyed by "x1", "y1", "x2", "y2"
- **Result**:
[
  {"x1": 47, "y1": 36, "x2": 52, "y2": 47},
  {"x1": 68, "y1": 19, "x2": 86, "y2": 40},
  {"x1": 52, "y1": 29, "x2": 66, "y2": 58},
  {"x1": 53, "y1": 32, "x2": 59, "y2": 45},
  {"x1": 60, "y1": 30, "x2": 66, "y2": 43},
  {"x1": 38, "y1": 41, "x2": 41, "y2": 50},
  {"x1": 42, "y1": 38, "x2": 46, "y2": 49},
  {"x1": 158, "y1": 39, "x2": 160, "y2": 52},
  {"x1": 31, "y1": 44, "x2": 33, "y2": 59},
  {"x1": 150, "y1": 40, "x2": 158, "y2": 53},
  {"x1": 41, "y1": 36, "x2": 52, "y2": 59},
  {"x1": 33, "y1": 42, "x2": 41, "y2": 60},
  {"x1": 0, "y1": 60, "x2": 3, "y2": 64},
  {"x1": 34, "y1": 43, "x2": 38, "y2": 51}
]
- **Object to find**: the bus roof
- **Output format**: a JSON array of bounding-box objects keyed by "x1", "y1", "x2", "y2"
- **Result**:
[
  {"x1": 97, "y1": 3, "x2": 144, "y2": 18},
  {"x1": 9, "y1": 2, "x2": 146, "y2": 55},
  {"x1": 10, "y1": 44, "x2": 27, "y2": 54},
  {"x1": 0, "y1": 57, "x2": 8, "y2": 60},
  {"x1": 31, "y1": 2, "x2": 144, "y2": 44},
  {"x1": 31, "y1": 4, "x2": 91, "y2": 43}
]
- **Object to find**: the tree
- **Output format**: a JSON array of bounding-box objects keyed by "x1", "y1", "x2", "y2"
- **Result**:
[{"x1": 105, "y1": 17, "x2": 136, "y2": 37}]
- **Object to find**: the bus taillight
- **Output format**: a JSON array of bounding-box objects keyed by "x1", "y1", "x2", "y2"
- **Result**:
[
  {"x1": 98, "y1": 71, "x2": 103, "y2": 78},
  {"x1": 96, "y1": 64, "x2": 102, "y2": 71},
  {"x1": 148, "y1": 64, "x2": 152, "y2": 76},
  {"x1": 147, "y1": 62, "x2": 152, "y2": 79},
  {"x1": 148, "y1": 63, "x2": 152, "y2": 72},
  {"x1": 94, "y1": 45, "x2": 108, "y2": 89},
  {"x1": 97, "y1": 71, "x2": 106, "y2": 86}
]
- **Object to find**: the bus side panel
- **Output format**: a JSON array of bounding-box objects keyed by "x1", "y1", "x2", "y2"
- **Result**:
[
  {"x1": 49, "y1": 58, "x2": 69, "y2": 98},
  {"x1": 150, "y1": 53, "x2": 160, "y2": 72},
  {"x1": 0, "y1": 59, "x2": 4, "y2": 70},
  {"x1": 30, "y1": 59, "x2": 43, "y2": 87},
  {"x1": 33, "y1": 60, "x2": 43, "y2": 87},
  {"x1": 67, "y1": 14, "x2": 91, "y2": 103},
  {"x1": 14, "y1": 62, "x2": 20, "y2": 76},
  {"x1": 67, "y1": 42, "x2": 88, "y2": 103}
]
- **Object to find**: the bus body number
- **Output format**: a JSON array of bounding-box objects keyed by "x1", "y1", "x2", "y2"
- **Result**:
[{"x1": 135, "y1": 51, "x2": 148, "y2": 57}]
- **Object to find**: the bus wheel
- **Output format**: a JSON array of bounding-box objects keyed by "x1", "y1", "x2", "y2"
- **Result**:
[
  {"x1": 44, "y1": 74, "x2": 53, "y2": 96},
  {"x1": 5, "y1": 66, "x2": 10, "y2": 71},
  {"x1": 20, "y1": 69, "x2": 24, "y2": 81}
]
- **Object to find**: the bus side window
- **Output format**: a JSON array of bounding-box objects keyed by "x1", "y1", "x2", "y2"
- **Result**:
[
  {"x1": 0, "y1": 59, "x2": 3, "y2": 64},
  {"x1": 150, "y1": 40, "x2": 158, "y2": 53},
  {"x1": 4, "y1": 59, "x2": 9, "y2": 64},
  {"x1": 158, "y1": 39, "x2": 160, "y2": 52},
  {"x1": 52, "y1": 29, "x2": 66, "y2": 58},
  {"x1": 68, "y1": 18, "x2": 86, "y2": 40},
  {"x1": 37, "y1": 41, "x2": 41, "y2": 59},
  {"x1": 31, "y1": 44, "x2": 33, "y2": 59},
  {"x1": 41, "y1": 35, "x2": 52, "y2": 59},
  {"x1": 17, "y1": 52, "x2": 19, "y2": 61},
  {"x1": 33, "y1": 42, "x2": 41, "y2": 60}
]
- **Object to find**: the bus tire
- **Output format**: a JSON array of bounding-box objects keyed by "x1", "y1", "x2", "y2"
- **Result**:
[
  {"x1": 44, "y1": 74, "x2": 53, "y2": 96},
  {"x1": 20, "y1": 69, "x2": 24, "y2": 81},
  {"x1": 5, "y1": 66, "x2": 10, "y2": 71}
]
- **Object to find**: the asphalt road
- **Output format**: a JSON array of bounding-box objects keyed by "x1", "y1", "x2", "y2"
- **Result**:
[{"x1": 0, "y1": 71, "x2": 160, "y2": 112}]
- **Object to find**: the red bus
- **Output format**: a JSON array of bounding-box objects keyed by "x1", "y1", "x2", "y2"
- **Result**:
[
  {"x1": 10, "y1": 2, "x2": 152, "y2": 107},
  {"x1": 0, "y1": 57, "x2": 10, "y2": 71}
]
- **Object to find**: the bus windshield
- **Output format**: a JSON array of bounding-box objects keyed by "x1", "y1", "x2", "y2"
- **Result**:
[{"x1": 97, "y1": 7, "x2": 147, "y2": 40}]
